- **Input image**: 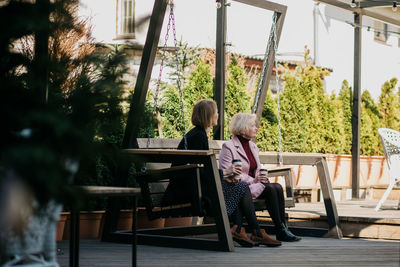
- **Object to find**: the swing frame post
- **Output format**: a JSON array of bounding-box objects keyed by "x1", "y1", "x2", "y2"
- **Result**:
[
  {"x1": 214, "y1": 0, "x2": 287, "y2": 132},
  {"x1": 123, "y1": 0, "x2": 169, "y2": 149},
  {"x1": 214, "y1": 0, "x2": 227, "y2": 140},
  {"x1": 102, "y1": 0, "x2": 169, "y2": 243}
]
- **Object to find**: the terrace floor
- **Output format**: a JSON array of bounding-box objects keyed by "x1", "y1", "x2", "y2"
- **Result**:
[
  {"x1": 56, "y1": 237, "x2": 400, "y2": 267},
  {"x1": 56, "y1": 199, "x2": 400, "y2": 266},
  {"x1": 260, "y1": 199, "x2": 400, "y2": 240}
]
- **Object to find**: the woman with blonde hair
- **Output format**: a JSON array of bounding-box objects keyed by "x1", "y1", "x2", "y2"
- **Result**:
[{"x1": 219, "y1": 112, "x2": 301, "y2": 242}]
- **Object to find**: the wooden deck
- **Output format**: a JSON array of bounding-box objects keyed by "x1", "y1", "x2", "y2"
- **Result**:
[
  {"x1": 56, "y1": 236, "x2": 400, "y2": 266},
  {"x1": 258, "y1": 199, "x2": 400, "y2": 240},
  {"x1": 55, "y1": 199, "x2": 400, "y2": 266}
]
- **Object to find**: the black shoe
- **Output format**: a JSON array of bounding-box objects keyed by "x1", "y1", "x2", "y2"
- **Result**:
[{"x1": 276, "y1": 223, "x2": 302, "y2": 242}]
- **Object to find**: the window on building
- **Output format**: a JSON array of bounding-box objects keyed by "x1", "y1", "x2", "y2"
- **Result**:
[
  {"x1": 374, "y1": 21, "x2": 388, "y2": 43},
  {"x1": 117, "y1": 0, "x2": 135, "y2": 39}
]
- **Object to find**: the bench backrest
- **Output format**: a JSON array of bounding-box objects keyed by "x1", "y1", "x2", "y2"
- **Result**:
[{"x1": 136, "y1": 138, "x2": 295, "y2": 208}]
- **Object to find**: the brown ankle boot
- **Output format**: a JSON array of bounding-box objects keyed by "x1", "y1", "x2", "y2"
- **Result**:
[
  {"x1": 231, "y1": 225, "x2": 255, "y2": 247},
  {"x1": 250, "y1": 229, "x2": 282, "y2": 247}
]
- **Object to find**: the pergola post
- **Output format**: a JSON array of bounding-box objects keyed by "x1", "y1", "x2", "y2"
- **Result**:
[
  {"x1": 214, "y1": 0, "x2": 227, "y2": 140},
  {"x1": 103, "y1": 0, "x2": 169, "y2": 243},
  {"x1": 351, "y1": 12, "x2": 362, "y2": 199}
]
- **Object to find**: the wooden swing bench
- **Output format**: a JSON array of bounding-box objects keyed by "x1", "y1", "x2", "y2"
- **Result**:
[
  {"x1": 123, "y1": 148, "x2": 235, "y2": 251},
  {"x1": 136, "y1": 138, "x2": 295, "y2": 209},
  {"x1": 108, "y1": 138, "x2": 296, "y2": 252},
  {"x1": 131, "y1": 138, "x2": 342, "y2": 241}
]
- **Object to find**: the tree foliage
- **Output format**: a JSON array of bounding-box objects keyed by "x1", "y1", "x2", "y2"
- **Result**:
[
  {"x1": 378, "y1": 78, "x2": 400, "y2": 130},
  {"x1": 224, "y1": 57, "x2": 251, "y2": 138},
  {"x1": 144, "y1": 44, "x2": 399, "y2": 157}
]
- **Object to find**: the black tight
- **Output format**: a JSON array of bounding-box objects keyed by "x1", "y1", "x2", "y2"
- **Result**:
[
  {"x1": 230, "y1": 186, "x2": 262, "y2": 237},
  {"x1": 258, "y1": 183, "x2": 286, "y2": 227}
]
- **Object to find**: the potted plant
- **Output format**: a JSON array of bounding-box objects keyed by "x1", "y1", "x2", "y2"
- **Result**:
[{"x1": 0, "y1": 0, "x2": 130, "y2": 264}]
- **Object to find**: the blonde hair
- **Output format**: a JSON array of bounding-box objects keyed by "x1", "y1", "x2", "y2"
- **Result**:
[
  {"x1": 191, "y1": 99, "x2": 217, "y2": 128},
  {"x1": 229, "y1": 113, "x2": 256, "y2": 136}
]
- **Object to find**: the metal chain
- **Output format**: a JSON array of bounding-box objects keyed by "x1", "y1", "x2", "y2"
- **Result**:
[
  {"x1": 252, "y1": 13, "x2": 283, "y2": 166},
  {"x1": 271, "y1": 13, "x2": 283, "y2": 166},
  {"x1": 252, "y1": 15, "x2": 275, "y2": 114},
  {"x1": 146, "y1": 1, "x2": 188, "y2": 149},
  {"x1": 170, "y1": 1, "x2": 188, "y2": 150}
]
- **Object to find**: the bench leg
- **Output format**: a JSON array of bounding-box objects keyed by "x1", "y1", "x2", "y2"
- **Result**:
[
  {"x1": 207, "y1": 158, "x2": 234, "y2": 251},
  {"x1": 316, "y1": 158, "x2": 343, "y2": 238}
]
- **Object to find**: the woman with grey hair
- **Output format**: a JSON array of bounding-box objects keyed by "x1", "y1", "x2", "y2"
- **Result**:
[{"x1": 219, "y1": 113, "x2": 301, "y2": 242}]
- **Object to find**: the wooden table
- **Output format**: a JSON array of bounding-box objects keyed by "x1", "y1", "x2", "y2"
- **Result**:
[{"x1": 69, "y1": 186, "x2": 141, "y2": 267}]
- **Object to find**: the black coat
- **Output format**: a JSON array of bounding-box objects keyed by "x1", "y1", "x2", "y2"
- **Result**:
[
  {"x1": 177, "y1": 126, "x2": 209, "y2": 151},
  {"x1": 162, "y1": 126, "x2": 216, "y2": 214}
]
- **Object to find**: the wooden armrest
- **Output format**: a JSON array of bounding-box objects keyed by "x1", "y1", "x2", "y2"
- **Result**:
[
  {"x1": 267, "y1": 167, "x2": 292, "y2": 177},
  {"x1": 152, "y1": 203, "x2": 192, "y2": 212},
  {"x1": 142, "y1": 164, "x2": 203, "y2": 175},
  {"x1": 135, "y1": 164, "x2": 203, "y2": 183},
  {"x1": 122, "y1": 149, "x2": 214, "y2": 156},
  {"x1": 267, "y1": 167, "x2": 292, "y2": 172},
  {"x1": 78, "y1": 186, "x2": 140, "y2": 197}
]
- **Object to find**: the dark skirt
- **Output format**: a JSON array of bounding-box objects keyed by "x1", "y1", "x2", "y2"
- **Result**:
[{"x1": 221, "y1": 180, "x2": 248, "y2": 215}]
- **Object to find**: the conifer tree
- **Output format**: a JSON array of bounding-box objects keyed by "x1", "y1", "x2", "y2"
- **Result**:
[
  {"x1": 360, "y1": 90, "x2": 382, "y2": 155},
  {"x1": 159, "y1": 59, "x2": 213, "y2": 137},
  {"x1": 325, "y1": 93, "x2": 346, "y2": 154},
  {"x1": 337, "y1": 80, "x2": 353, "y2": 154},
  {"x1": 224, "y1": 56, "x2": 251, "y2": 138},
  {"x1": 256, "y1": 89, "x2": 279, "y2": 151},
  {"x1": 378, "y1": 78, "x2": 400, "y2": 131},
  {"x1": 278, "y1": 68, "x2": 309, "y2": 152}
]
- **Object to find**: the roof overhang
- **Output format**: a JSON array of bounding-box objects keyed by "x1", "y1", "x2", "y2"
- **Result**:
[{"x1": 315, "y1": 0, "x2": 400, "y2": 27}]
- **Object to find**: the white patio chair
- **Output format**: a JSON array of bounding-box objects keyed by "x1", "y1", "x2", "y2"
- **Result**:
[{"x1": 375, "y1": 128, "x2": 400, "y2": 211}]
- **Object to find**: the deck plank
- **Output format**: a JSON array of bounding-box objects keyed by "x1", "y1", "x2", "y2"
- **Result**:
[{"x1": 57, "y1": 237, "x2": 400, "y2": 266}]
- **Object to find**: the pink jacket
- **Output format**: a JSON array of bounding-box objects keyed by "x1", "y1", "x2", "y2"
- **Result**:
[{"x1": 219, "y1": 136, "x2": 265, "y2": 199}]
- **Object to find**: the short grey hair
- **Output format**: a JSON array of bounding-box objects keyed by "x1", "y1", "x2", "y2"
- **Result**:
[{"x1": 229, "y1": 113, "x2": 256, "y2": 136}]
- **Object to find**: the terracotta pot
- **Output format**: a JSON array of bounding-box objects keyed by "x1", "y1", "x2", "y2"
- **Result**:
[
  {"x1": 136, "y1": 208, "x2": 165, "y2": 229},
  {"x1": 62, "y1": 211, "x2": 105, "y2": 240},
  {"x1": 117, "y1": 209, "x2": 134, "y2": 230},
  {"x1": 164, "y1": 217, "x2": 193, "y2": 227},
  {"x1": 56, "y1": 212, "x2": 68, "y2": 241}
]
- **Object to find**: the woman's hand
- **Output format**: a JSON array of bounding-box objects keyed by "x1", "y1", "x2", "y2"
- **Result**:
[
  {"x1": 223, "y1": 176, "x2": 240, "y2": 184},
  {"x1": 222, "y1": 164, "x2": 242, "y2": 183},
  {"x1": 222, "y1": 164, "x2": 242, "y2": 177},
  {"x1": 254, "y1": 172, "x2": 270, "y2": 184}
]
